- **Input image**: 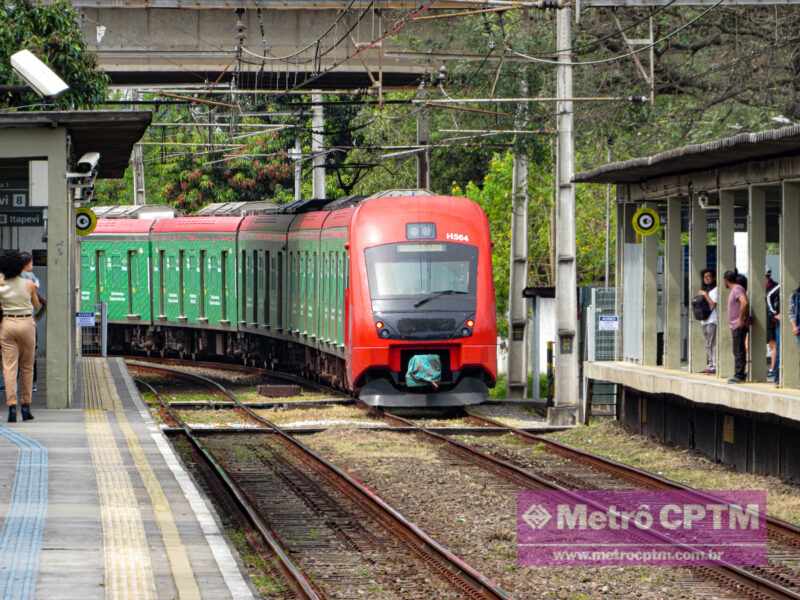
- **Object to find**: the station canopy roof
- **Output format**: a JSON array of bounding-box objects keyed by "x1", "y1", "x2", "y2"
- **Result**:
[
  {"x1": 0, "y1": 111, "x2": 151, "y2": 178},
  {"x1": 574, "y1": 125, "x2": 800, "y2": 184}
]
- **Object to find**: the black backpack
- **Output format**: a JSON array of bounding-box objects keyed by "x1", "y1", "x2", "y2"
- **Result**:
[{"x1": 692, "y1": 294, "x2": 712, "y2": 321}]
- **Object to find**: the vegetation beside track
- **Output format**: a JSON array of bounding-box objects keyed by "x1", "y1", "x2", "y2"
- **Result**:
[{"x1": 546, "y1": 419, "x2": 800, "y2": 525}]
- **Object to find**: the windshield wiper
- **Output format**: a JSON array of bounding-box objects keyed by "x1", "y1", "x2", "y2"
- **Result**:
[{"x1": 413, "y1": 289, "x2": 467, "y2": 308}]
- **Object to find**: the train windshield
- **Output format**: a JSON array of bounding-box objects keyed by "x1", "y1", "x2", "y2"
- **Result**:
[{"x1": 365, "y1": 243, "x2": 477, "y2": 309}]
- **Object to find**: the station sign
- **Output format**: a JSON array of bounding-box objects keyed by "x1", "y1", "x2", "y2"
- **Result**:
[
  {"x1": 0, "y1": 209, "x2": 43, "y2": 227},
  {"x1": 75, "y1": 207, "x2": 98, "y2": 236},
  {"x1": 598, "y1": 315, "x2": 619, "y2": 331},
  {"x1": 75, "y1": 311, "x2": 96, "y2": 327},
  {"x1": 632, "y1": 206, "x2": 661, "y2": 237},
  {"x1": 0, "y1": 191, "x2": 28, "y2": 207}
]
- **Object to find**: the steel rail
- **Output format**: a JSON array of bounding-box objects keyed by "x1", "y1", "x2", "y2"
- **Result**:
[
  {"x1": 127, "y1": 360, "x2": 511, "y2": 600},
  {"x1": 379, "y1": 411, "x2": 800, "y2": 600},
  {"x1": 466, "y1": 412, "x2": 800, "y2": 548},
  {"x1": 133, "y1": 377, "x2": 324, "y2": 600}
]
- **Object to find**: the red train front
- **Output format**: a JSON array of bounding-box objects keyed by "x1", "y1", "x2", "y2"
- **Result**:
[{"x1": 346, "y1": 192, "x2": 497, "y2": 407}]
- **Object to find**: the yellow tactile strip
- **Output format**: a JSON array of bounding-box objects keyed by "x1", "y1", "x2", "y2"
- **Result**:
[
  {"x1": 85, "y1": 407, "x2": 157, "y2": 600},
  {"x1": 84, "y1": 358, "x2": 202, "y2": 600}
]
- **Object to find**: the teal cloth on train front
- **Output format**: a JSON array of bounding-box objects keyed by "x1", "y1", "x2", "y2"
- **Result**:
[{"x1": 406, "y1": 354, "x2": 442, "y2": 387}]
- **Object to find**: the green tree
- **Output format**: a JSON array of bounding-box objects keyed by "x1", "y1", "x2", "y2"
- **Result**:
[{"x1": 0, "y1": 0, "x2": 107, "y2": 109}]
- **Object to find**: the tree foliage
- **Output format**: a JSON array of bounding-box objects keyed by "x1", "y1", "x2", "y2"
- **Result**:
[{"x1": 0, "y1": 0, "x2": 107, "y2": 109}]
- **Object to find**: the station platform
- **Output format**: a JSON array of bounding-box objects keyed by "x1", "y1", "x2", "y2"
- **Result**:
[
  {"x1": 586, "y1": 360, "x2": 800, "y2": 479},
  {"x1": 586, "y1": 360, "x2": 800, "y2": 421},
  {"x1": 0, "y1": 357, "x2": 254, "y2": 600}
]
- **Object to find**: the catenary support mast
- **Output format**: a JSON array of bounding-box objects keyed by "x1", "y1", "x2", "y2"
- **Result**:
[{"x1": 550, "y1": 5, "x2": 579, "y2": 424}]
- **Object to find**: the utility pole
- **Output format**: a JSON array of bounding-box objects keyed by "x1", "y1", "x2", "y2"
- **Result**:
[
  {"x1": 311, "y1": 91, "x2": 326, "y2": 199},
  {"x1": 416, "y1": 82, "x2": 431, "y2": 190},
  {"x1": 550, "y1": 5, "x2": 579, "y2": 425},
  {"x1": 131, "y1": 90, "x2": 146, "y2": 206},
  {"x1": 604, "y1": 143, "x2": 612, "y2": 288},
  {"x1": 507, "y1": 79, "x2": 529, "y2": 400},
  {"x1": 293, "y1": 137, "x2": 302, "y2": 202}
]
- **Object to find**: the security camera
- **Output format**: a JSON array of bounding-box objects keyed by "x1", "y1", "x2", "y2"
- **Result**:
[
  {"x1": 10, "y1": 50, "x2": 69, "y2": 98},
  {"x1": 697, "y1": 191, "x2": 719, "y2": 210},
  {"x1": 76, "y1": 152, "x2": 100, "y2": 174}
]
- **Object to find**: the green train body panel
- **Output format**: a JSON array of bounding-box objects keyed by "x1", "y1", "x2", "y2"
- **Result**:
[
  {"x1": 79, "y1": 238, "x2": 153, "y2": 323},
  {"x1": 151, "y1": 235, "x2": 238, "y2": 329}
]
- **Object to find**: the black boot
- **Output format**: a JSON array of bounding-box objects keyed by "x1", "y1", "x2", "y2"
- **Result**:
[
  {"x1": 20, "y1": 405, "x2": 33, "y2": 421},
  {"x1": 7, "y1": 406, "x2": 16, "y2": 423}
]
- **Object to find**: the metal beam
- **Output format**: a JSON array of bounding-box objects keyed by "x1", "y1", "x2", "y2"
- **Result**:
[
  {"x1": 717, "y1": 190, "x2": 736, "y2": 380},
  {"x1": 688, "y1": 198, "x2": 707, "y2": 373},
  {"x1": 748, "y1": 185, "x2": 768, "y2": 382},
  {"x1": 781, "y1": 182, "x2": 800, "y2": 388},
  {"x1": 664, "y1": 197, "x2": 682, "y2": 369},
  {"x1": 642, "y1": 204, "x2": 659, "y2": 367}
]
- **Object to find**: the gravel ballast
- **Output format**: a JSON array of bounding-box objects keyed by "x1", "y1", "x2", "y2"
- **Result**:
[{"x1": 305, "y1": 429, "x2": 738, "y2": 600}]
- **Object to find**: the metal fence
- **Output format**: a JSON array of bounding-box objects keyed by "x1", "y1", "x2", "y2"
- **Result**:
[
  {"x1": 584, "y1": 287, "x2": 617, "y2": 418},
  {"x1": 79, "y1": 302, "x2": 107, "y2": 357}
]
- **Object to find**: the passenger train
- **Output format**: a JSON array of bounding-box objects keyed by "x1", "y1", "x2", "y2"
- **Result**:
[{"x1": 79, "y1": 190, "x2": 497, "y2": 407}]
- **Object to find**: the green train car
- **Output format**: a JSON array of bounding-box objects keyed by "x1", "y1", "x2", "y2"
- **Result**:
[{"x1": 79, "y1": 192, "x2": 498, "y2": 406}]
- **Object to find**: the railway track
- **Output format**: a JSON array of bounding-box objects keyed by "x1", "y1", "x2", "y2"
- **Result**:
[
  {"x1": 128, "y1": 356, "x2": 800, "y2": 598},
  {"x1": 376, "y1": 410, "x2": 800, "y2": 600},
  {"x1": 128, "y1": 360, "x2": 510, "y2": 600}
]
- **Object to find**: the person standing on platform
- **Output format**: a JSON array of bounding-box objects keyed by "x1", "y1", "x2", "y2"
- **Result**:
[
  {"x1": 19, "y1": 252, "x2": 45, "y2": 393},
  {"x1": 725, "y1": 270, "x2": 749, "y2": 383},
  {"x1": 699, "y1": 269, "x2": 718, "y2": 374},
  {"x1": 790, "y1": 285, "x2": 800, "y2": 348},
  {"x1": 767, "y1": 279, "x2": 781, "y2": 382},
  {"x1": 0, "y1": 251, "x2": 41, "y2": 422},
  {"x1": 765, "y1": 271, "x2": 780, "y2": 381}
]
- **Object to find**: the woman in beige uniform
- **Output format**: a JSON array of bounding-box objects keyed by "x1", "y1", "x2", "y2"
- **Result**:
[{"x1": 0, "y1": 251, "x2": 41, "y2": 422}]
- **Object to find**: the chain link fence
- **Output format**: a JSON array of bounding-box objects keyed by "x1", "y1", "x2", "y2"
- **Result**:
[{"x1": 79, "y1": 302, "x2": 107, "y2": 357}]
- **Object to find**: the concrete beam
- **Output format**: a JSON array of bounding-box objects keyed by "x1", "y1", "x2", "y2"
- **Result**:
[
  {"x1": 688, "y1": 198, "x2": 707, "y2": 373},
  {"x1": 717, "y1": 190, "x2": 735, "y2": 380},
  {"x1": 781, "y1": 182, "x2": 800, "y2": 388},
  {"x1": 0, "y1": 129, "x2": 71, "y2": 409},
  {"x1": 642, "y1": 203, "x2": 658, "y2": 367},
  {"x1": 749, "y1": 185, "x2": 767, "y2": 382},
  {"x1": 78, "y1": 7, "x2": 443, "y2": 85},
  {"x1": 664, "y1": 198, "x2": 682, "y2": 369},
  {"x1": 615, "y1": 201, "x2": 626, "y2": 361}
]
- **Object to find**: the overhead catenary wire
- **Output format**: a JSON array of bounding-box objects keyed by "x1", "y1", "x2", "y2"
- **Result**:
[{"x1": 509, "y1": 0, "x2": 724, "y2": 66}]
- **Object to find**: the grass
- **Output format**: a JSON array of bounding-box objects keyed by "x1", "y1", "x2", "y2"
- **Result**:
[
  {"x1": 226, "y1": 529, "x2": 287, "y2": 597},
  {"x1": 175, "y1": 409, "x2": 250, "y2": 427},
  {"x1": 490, "y1": 373, "x2": 549, "y2": 400},
  {"x1": 546, "y1": 420, "x2": 800, "y2": 525}
]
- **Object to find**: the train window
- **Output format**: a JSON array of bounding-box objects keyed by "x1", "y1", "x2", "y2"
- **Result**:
[
  {"x1": 252, "y1": 249, "x2": 258, "y2": 324},
  {"x1": 199, "y1": 250, "x2": 206, "y2": 319},
  {"x1": 158, "y1": 250, "x2": 166, "y2": 317},
  {"x1": 221, "y1": 251, "x2": 228, "y2": 322},
  {"x1": 127, "y1": 250, "x2": 135, "y2": 315},
  {"x1": 179, "y1": 250, "x2": 185, "y2": 316},
  {"x1": 364, "y1": 242, "x2": 477, "y2": 304},
  {"x1": 264, "y1": 251, "x2": 270, "y2": 327}
]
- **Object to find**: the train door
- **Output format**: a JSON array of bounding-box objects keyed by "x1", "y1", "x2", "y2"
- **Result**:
[
  {"x1": 263, "y1": 250, "x2": 272, "y2": 329},
  {"x1": 252, "y1": 249, "x2": 259, "y2": 326},
  {"x1": 221, "y1": 250, "x2": 229, "y2": 324},
  {"x1": 178, "y1": 250, "x2": 186, "y2": 318},
  {"x1": 199, "y1": 250, "x2": 207, "y2": 321},
  {"x1": 240, "y1": 249, "x2": 247, "y2": 326},
  {"x1": 276, "y1": 252, "x2": 283, "y2": 332},
  {"x1": 299, "y1": 252, "x2": 306, "y2": 335},
  {"x1": 126, "y1": 250, "x2": 136, "y2": 316},
  {"x1": 320, "y1": 251, "x2": 328, "y2": 343},
  {"x1": 310, "y1": 252, "x2": 317, "y2": 339},
  {"x1": 157, "y1": 249, "x2": 166, "y2": 318}
]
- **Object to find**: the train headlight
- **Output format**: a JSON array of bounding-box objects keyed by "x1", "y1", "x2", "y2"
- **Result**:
[
  {"x1": 461, "y1": 328, "x2": 472, "y2": 337},
  {"x1": 466, "y1": 319, "x2": 475, "y2": 328},
  {"x1": 380, "y1": 329, "x2": 391, "y2": 339},
  {"x1": 376, "y1": 321, "x2": 384, "y2": 329}
]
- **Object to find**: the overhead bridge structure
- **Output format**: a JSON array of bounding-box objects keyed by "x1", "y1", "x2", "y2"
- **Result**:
[{"x1": 60, "y1": 0, "x2": 477, "y2": 88}]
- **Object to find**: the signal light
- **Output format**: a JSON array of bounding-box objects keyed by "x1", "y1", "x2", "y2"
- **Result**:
[{"x1": 466, "y1": 319, "x2": 475, "y2": 328}]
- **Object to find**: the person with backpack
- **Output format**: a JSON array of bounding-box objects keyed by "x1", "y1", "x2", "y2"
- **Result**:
[
  {"x1": 724, "y1": 270, "x2": 749, "y2": 383},
  {"x1": 697, "y1": 268, "x2": 718, "y2": 374}
]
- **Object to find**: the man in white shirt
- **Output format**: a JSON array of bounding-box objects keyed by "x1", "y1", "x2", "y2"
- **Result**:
[{"x1": 700, "y1": 269, "x2": 718, "y2": 374}]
